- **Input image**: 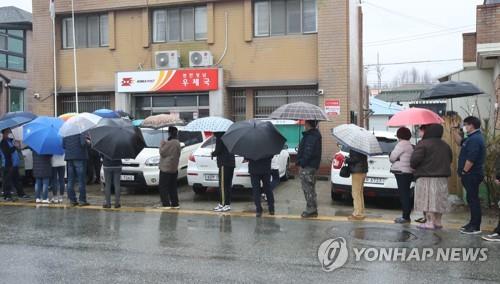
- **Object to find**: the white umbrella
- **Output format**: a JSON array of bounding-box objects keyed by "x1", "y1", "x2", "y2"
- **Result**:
[
  {"x1": 332, "y1": 124, "x2": 383, "y2": 156},
  {"x1": 184, "y1": 117, "x2": 233, "y2": 132},
  {"x1": 59, "y1": 112, "x2": 102, "y2": 137}
]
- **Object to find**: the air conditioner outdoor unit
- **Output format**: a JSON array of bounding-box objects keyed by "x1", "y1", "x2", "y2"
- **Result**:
[
  {"x1": 155, "y1": 51, "x2": 180, "y2": 69},
  {"x1": 189, "y1": 51, "x2": 213, "y2": 67}
]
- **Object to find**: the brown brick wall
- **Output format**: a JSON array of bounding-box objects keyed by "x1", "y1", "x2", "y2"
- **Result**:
[
  {"x1": 496, "y1": 75, "x2": 500, "y2": 130},
  {"x1": 463, "y1": 33, "x2": 477, "y2": 63},
  {"x1": 31, "y1": 0, "x2": 363, "y2": 167},
  {"x1": 476, "y1": 4, "x2": 500, "y2": 45}
]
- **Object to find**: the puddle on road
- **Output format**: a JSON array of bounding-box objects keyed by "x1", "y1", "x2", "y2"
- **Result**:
[{"x1": 350, "y1": 227, "x2": 418, "y2": 243}]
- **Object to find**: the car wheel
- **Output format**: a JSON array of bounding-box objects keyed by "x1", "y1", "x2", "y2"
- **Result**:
[
  {"x1": 281, "y1": 159, "x2": 290, "y2": 181},
  {"x1": 192, "y1": 185, "x2": 207, "y2": 195}
]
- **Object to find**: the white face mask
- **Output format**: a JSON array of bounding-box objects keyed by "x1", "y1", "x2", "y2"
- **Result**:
[
  {"x1": 7, "y1": 134, "x2": 14, "y2": 139},
  {"x1": 462, "y1": 126, "x2": 468, "y2": 134}
]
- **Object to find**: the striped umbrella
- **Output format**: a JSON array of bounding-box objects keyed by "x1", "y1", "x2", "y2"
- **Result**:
[
  {"x1": 332, "y1": 124, "x2": 383, "y2": 156},
  {"x1": 269, "y1": 102, "x2": 329, "y2": 121},
  {"x1": 184, "y1": 117, "x2": 233, "y2": 132}
]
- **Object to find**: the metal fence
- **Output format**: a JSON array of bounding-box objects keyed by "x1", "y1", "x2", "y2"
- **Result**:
[
  {"x1": 57, "y1": 93, "x2": 112, "y2": 115},
  {"x1": 254, "y1": 89, "x2": 318, "y2": 118},
  {"x1": 231, "y1": 90, "x2": 247, "y2": 121}
]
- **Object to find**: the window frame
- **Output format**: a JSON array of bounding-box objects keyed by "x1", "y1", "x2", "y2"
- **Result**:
[
  {"x1": 152, "y1": 5, "x2": 208, "y2": 44},
  {"x1": 253, "y1": 0, "x2": 317, "y2": 38},
  {"x1": 8, "y1": 88, "x2": 25, "y2": 112},
  {"x1": 0, "y1": 29, "x2": 26, "y2": 72},
  {"x1": 61, "y1": 13, "x2": 109, "y2": 49}
]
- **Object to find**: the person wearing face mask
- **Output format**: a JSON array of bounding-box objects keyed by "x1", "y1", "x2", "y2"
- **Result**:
[
  {"x1": 0, "y1": 129, "x2": 29, "y2": 201},
  {"x1": 455, "y1": 116, "x2": 486, "y2": 235},
  {"x1": 158, "y1": 127, "x2": 181, "y2": 209}
]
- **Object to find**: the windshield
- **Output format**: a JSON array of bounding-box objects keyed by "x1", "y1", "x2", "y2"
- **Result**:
[
  {"x1": 340, "y1": 137, "x2": 397, "y2": 155},
  {"x1": 140, "y1": 128, "x2": 203, "y2": 148},
  {"x1": 201, "y1": 136, "x2": 216, "y2": 148}
]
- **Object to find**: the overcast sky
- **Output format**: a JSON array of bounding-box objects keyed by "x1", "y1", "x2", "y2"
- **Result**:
[{"x1": 1, "y1": 0, "x2": 484, "y2": 87}]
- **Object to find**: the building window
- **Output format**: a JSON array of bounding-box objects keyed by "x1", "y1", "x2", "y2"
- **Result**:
[
  {"x1": 57, "y1": 93, "x2": 112, "y2": 115},
  {"x1": 254, "y1": 88, "x2": 318, "y2": 118},
  {"x1": 9, "y1": 88, "x2": 24, "y2": 112},
  {"x1": 153, "y1": 6, "x2": 207, "y2": 43},
  {"x1": 254, "y1": 0, "x2": 317, "y2": 37},
  {"x1": 62, "y1": 14, "x2": 109, "y2": 49},
  {"x1": 0, "y1": 29, "x2": 25, "y2": 71},
  {"x1": 231, "y1": 90, "x2": 247, "y2": 121},
  {"x1": 133, "y1": 94, "x2": 209, "y2": 122}
]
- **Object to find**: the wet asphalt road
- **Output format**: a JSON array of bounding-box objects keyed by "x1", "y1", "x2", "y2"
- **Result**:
[{"x1": 0, "y1": 206, "x2": 499, "y2": 284}]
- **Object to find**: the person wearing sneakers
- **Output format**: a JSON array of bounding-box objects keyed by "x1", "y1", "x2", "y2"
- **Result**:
[
  {"x1": 211, "y1": 132, "x2": 235, "y2": 212},
  {"x1": 51, "y1": 154, "x2": 66, "y2": 203},
  {"x1": 32, "y1": 151, "x2": 53, "y2": 204},
  {"x1": 410, "y1": 124, "x2": 452, "y2": 230},
  {"x1": 346, "y1": 149, "x2": 368, "y2": 221},
  {"x1": 456, "y1": 116, "x2": 486, "y2": 235},
  {"x1": 0, "y1": 128, "x2": 29, "y2": 201},
  {"x1": 389, "y1": 127, "x2": 415, "y2": 224},
  {"x1": 158, "y1": 127, "x2": 181, "y2": 209}
]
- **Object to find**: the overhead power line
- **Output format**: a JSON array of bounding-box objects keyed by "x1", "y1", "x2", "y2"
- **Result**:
[
  {"x1": 364, "y1": 25, "x2": 475, "y2": 46},
  {"x1": 364, "y1": 58, "x2": 462, "y2": 67},
  {"x1": 363, "y1": 1, "x2": 449, "y2": 29}
]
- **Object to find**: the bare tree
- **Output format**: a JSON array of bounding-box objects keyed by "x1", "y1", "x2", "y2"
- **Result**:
[{"x1": 391, "y1": 67, "x2": 434, "y2": 87}]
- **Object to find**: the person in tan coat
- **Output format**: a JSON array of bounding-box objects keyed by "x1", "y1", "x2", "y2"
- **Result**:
[{"x1": 159, "y1": 127, "x2": 181, "y2": 208}]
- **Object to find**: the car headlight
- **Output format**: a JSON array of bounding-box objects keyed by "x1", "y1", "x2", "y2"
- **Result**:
[{"x1": 145, "y1": 156, "x2": 160, "y2": 166}]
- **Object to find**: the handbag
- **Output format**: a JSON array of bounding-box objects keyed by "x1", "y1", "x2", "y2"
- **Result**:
[{"x1": 339, "y1": 162, "x2": 351, "y2": 178}]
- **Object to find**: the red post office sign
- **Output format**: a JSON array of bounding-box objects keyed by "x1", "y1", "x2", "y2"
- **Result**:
[
  {"x1": 116, "y1": 68, "x2": 219, "y2": 93},
  {"x1": 325, "y1": 99, "x2": 341, "y2": 116}
]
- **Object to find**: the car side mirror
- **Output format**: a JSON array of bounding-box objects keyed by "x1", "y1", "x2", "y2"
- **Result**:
[{"x1": 283, "y1": 144, "x2": 289, "y2": 150}]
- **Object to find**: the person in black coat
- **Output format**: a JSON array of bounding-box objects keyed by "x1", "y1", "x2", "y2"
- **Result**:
[
  {"x1": 32, "y1": 151, "x2": 53, "y2": 203},
  {"x1": 211, "y1": 132, "x2": 235, "y2": 212},
  {"x1": 246, "y1": 156, "x2": 274, "y2": 217},
  {"x1": 346, "y1": 149, "x2": 368, "y2": 220},
  {"x1": 296, "y1": 120, "x2": 322, "y2": 218}
]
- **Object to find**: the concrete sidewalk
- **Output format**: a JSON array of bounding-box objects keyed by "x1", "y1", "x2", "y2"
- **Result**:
[{"x1": 3, "y1": 179, "x2": 498, "y2": 231}]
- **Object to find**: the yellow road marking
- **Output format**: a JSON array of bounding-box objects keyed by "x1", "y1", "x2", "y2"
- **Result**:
[{"x1": 0, "y1": 202, "x2": 494, "y2": 231}]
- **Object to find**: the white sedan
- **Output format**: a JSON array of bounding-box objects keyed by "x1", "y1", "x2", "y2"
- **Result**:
[
  {"x1": 187, "y1": 136, "x2": 290, "y2": 194},
  {"x1": 100, "y1": 127, "x2": 207, "y2": 188},
  {"x1": 330, "y1": 131, "x2": 413, "y2": 200}
]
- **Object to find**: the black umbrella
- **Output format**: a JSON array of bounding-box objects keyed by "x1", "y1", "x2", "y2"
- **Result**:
[
  {"x1": 0, "y1": 111, "x2": 37, "y2": 131},
  {"x1": 89, "y1": 118, "x2": 146, "y2": 160},
  {"x1": 221, "y1": 119, "x2": 286, "y2": 160},
  {"x1": 420, "y1": 81, "x2": 483, "y2": 100}
]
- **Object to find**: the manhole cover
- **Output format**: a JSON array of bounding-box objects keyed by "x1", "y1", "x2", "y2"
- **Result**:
[{"x1": 351, "y1": 227, "x2": 418, "y2": 243}]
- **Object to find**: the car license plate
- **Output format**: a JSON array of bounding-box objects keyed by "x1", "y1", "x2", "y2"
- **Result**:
[
  {"x1": 365, "y1": 177, "x2": 385, "y2": 184},
  {"x1": 205, "y1": 174, "x2": 219, "y2": 181},
  {"x1": 120, "y1": 175, "x2": 135, "y2": 181}
]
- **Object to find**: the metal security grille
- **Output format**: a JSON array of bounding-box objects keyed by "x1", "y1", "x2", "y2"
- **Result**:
[
  {"x1": 254, "y1": 89, "x2": 318, "y2": 118},
  {"x1": 231, "y1": 90, "x2": 246, "y2": 121},
  {"x1": 57, "y1": 93, "x2": 112, "y2": 115}
]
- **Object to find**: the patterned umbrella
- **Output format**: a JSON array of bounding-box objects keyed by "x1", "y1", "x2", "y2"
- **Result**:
[
  {"x1": 59, "y1": 113, "x2": 78, "y2": 122},
  {"x1": 59, "y1": 112, "x2": 102, "y2": 137},
  {"x1": 269, "y1": 102, "x2": 329, "y2": 121},
  {"x1": 184, "y1": 117, "x2": 233, "y2": 132},
  {"x1": 332, "y1": 124, "x2": 383, "y2": 156},
  {"x1": 141, "y1": 114, "x2": 184, "y2": 129}
]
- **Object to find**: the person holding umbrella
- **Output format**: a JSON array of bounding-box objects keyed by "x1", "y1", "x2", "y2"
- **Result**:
[
  {"x1": 410, "y1": 124, "x2": 452, "y2": 230},
  {"x1": 247, "y1": 156, "x2": 275, "y2": 217},
  {"x1": 296, "y1": 120, "x2": 322, "y2": 218},
  {"x1": 63, "y1": 134, "x2": 91, "y2": 206},
  {"x1": 221, "y1": 119, "x2": 286, "y2": 217},
  {"x1": 346, "y1": 149, "x2": 368, "y2": 220},
  {"x1": 88, "y1": 118, "x2": 146, "y2": 209},
  {"x1": 211, "y1": 132, "x2": 235, "y2": 212},
  {"x1": 159, "y1": 127, "x2": 181, "y2": 209},
  {"x1": 32, "y1": 151, "x2": 53, "y2": 204},
  {"x1": 0, "y1": 129, "x2": 28, "y2": 201}
]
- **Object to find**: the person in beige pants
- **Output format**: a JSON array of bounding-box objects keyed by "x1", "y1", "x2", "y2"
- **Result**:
[{"x1": 346, "y1": 149, "x2": 368, "y2": 220}]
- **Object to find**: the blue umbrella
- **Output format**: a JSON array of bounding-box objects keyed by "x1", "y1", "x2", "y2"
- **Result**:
[
  {"x1": 23, "y1": 116, "x2": 64, "y2": 155},
  {"x1": 94, "y1": 109, "x2": 120, "y2": 118},
  {"x1": 0, "y1": 111, "x2": 37, "y2": 131}
]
